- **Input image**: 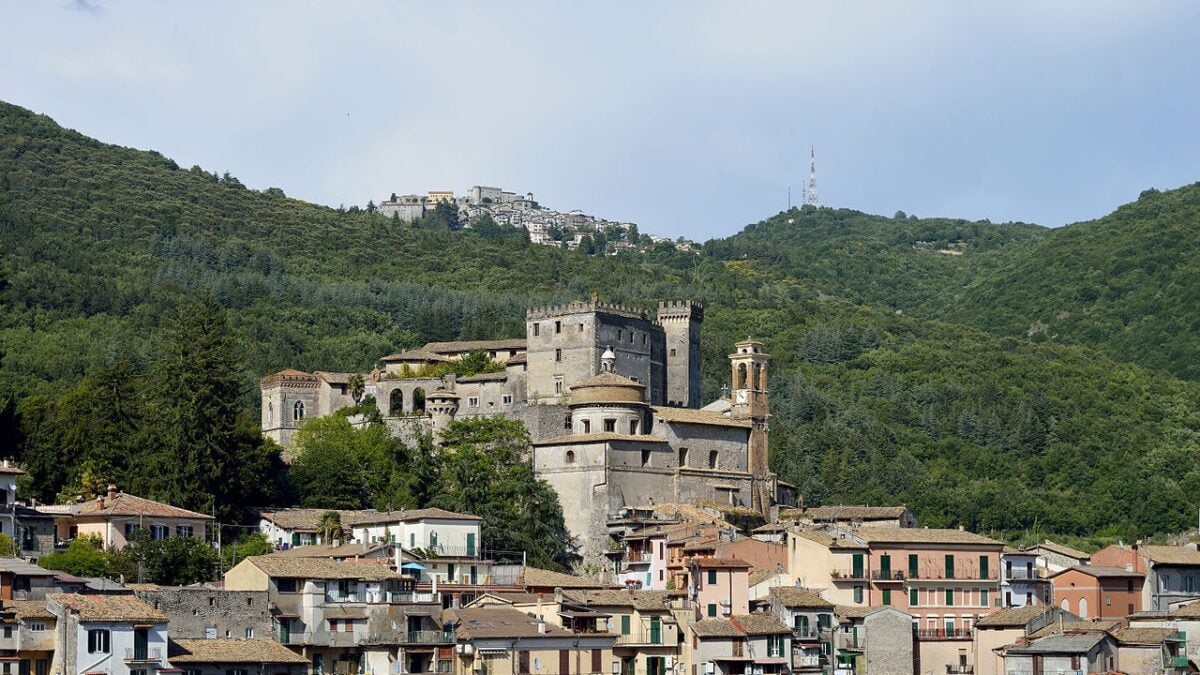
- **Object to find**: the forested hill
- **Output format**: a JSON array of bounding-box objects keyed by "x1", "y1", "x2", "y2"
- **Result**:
[{"x1": 3, "y1": 100, "x2": 1200, "y2": 542}]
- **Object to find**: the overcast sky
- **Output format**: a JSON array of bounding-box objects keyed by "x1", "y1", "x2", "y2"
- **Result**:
[{"x1": 2, "y1": 1, "x2": 1198, "y2": 240}]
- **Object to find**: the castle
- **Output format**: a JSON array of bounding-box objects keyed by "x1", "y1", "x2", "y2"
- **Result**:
[{"x1": 260, "y1": 299, "x2": 796, "y2": 562}]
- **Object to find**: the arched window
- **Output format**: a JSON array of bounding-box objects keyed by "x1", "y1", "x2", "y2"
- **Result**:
[
  {"x1": 413, "y1": 387, "x2": 426, "y2": 414},
  {"x1": 389, "y1": 389, "x2": 404, "y2": 416},
  {"x1": 293, "y1": 401, "x2": 305, "y2": 421},
  {"x1": 737, "y1": 363, "x2": 748, "y2": 389},
  {"x1": 267, "y1": 402, "x2": 273, "y2": 425},
  {"x1": 1078, "y1": 598, "x2": 1088, "y2": 619},
  {"x1": 565, "y1": 450, "x2": 576, "y2": 464}
]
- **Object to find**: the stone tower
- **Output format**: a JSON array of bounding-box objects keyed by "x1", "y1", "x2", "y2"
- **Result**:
[
  {"x1": 729, "y1": 339, "x2": 772, "y2": 515},
  {"x1": 656, "y1": 300, "x2": 704, "y2": 408},
  {"x1": 426, "y1": 388, "x2": 460, "y2": 441}
]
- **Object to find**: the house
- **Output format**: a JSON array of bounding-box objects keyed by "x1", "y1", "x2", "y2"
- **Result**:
[
  {"x1": 1028, "y1": 540, "x2": 1090, "y2": 574},
  {"x1": 686, "y1": 614, "x2": 791, "y2": 675},
  {"x1": 255, "y1": 508, "x2": 362, "y2": 548},
  {"x1": 131, "y1": 585, "x2": 272, "y2": 641},
  {"x1": 1001, "y1": 630, "x2": 1119, "y2": 675},
  {"x1": 0, "y1": 558, "x2": 61, "y2": 600},
  {"x1": 47, "y1": 593, "x2": 170, "y2": 675},
  {"x1": 166, "y1": 638, "x2": 309, "y2": 674},
  {"x1": 1127, "y1": 601, "x2": 1200, "y2": 668},
  {"x1": 561, "y1": 590, "x2": 683, "y2": 675},
  {"x1": 1000, "y1": 546, "x2": 1052, "y2": 608},
  {"x1": 828, "y1": 606, "x2": 915, "y2": 675},
  {"x1": 223, "y1": 556, "x2": 446, "y2": 675},
  {"x1": 779, "y1": 505, "x2": 917, "y2": 529},
  {"x1": 46, "y1": 485, "x2": 211, "y2": 550},
  {"x1": 1091, "y1": 542, "x2": 1200, "y2": 611},
  {"x1": 1048, "y1": 565, "x2": 1144, "y2": 619},
  {"x1": 0, "y1": 460, "x2": 24, "y2": 540},
  {"x1": 445, "y1": 606, "x2": 616, "y2": 675},
  {"x1": 765, "y1": 587, "x2": 834, "y2": 672},
  {"x1": 0, "y1": 599, "x2": 57, "y2": 673},
  {"x1": 972, "y1": 605, "x2": 1080, "y2": 675},
  {"x1": 1110, "y1": 626, "x2": 1189, "y2": 674},
  {"x1": 689, "y1": 558, "x2": 751, "y2": 619}
]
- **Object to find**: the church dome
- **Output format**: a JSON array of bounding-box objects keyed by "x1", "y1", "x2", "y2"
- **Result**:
[{"x1": 569, "y1": 372, "x2": 647, "y2": 407}]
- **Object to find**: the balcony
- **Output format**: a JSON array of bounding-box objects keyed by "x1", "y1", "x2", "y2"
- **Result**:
[
  {"x1": 625, "y1": 551, "x2": 653, "y2": 564},
  {"x1": 795, "y1": 654, "x2": 825, "y2": 670},
  {"x1": 839, "y1": 637, "x2": 865, "y2": 650},
  {"x1": 403, "y1": 630, "x2": 456, "y2": 644},
  {"x1": 125, "y1": 647, "x2": 162, "y2": 662},
  {"x1": 916, "y1": 628, "x2": 973, "y2": 641},
  {"x1": 871, "y1": 570, "x2": 906, "y2": 582},
  {"x1": 946, "y1": 666, "x2": 974, "y2": 674},
  {"x1": 831, "y1": 569, "x2": 869, "y2": 581},
  {"x1": 1168, "y1": 655, "x2": 1189, "y2": 669},
  {"x1": 906, "y1": 571, "x2": 994, "y2": 582},
  {"x1": 792, "y1": 627, "x2": 828, "y2": 640},
  {"x1": 1005, "y1": 568, "x2": 1043, "y2": 581}
]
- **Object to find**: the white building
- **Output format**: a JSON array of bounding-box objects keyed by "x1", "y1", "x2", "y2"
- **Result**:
[{"x1": 48, "y1": 593, "x2": 169, "y2": 675}]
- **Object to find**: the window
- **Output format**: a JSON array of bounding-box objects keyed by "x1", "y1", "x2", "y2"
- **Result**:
[
  {"x1": 554, "y1": 321, "x2": 561, "y2": 334},
  {"x1": 708, "y1": 451, "x2": 718, "y2": 469},
  {"x1": 670, "y1": 348, "x2": 677, "y2": 357},
  {"x1": 267, "y1": 402, "x2": 273, "y2": 425},
  {"x1": 565, "y1": 450, "x2": 575, "y2": 464},
  {"x1": 150, "y1": 524, "x2": 169, "y2": 540},
  {"x1": 641, "y1": 450, "x2": 651, "y2": 467},
  {"x1": 945, "y1": 589, "x2": 954, "y2": 606},
  {"x1": 909, "y1": 554, "x2": 919, "y2": 578},
  {"x1": 564, "y1": 413, "x2": 573, "y2": 430},
  {"x1": 467, "y1": 397, "x2": 479, "y2": 407},
  {"x1": 554, "y1": 377, "x2": 564, "y2": 395},
  {"x1": 502, "y1": 394, "x2": 513, "y2": 405},
  {"x1": 944, "y1": 554, "x2": 955, "y2": 579},
  {"x1": 621, "y1": 615, "x2": 631, "y2": 635},
  {"x1": 581, "y1": 420, "x2": 591, "y2": 433},
  {"x1": 29, "y1": 621, "x2": 46, "y2": 631},
  {"x1": 678, "y1": 447, "x2": 689, "y2": 467},
  {"x1": 707, "y1": 603, "x2": 717, "y2": 618},
  {"x1": 617, "y1": 330, "x2": 623, "y2": 341},
  {"x1": 276, "y1": 579, "x2": 298, "y2": 593},
  {"x1": 882, "y1": 589, "x2": 891, "y2": 605},
  {"x1": 910, "y1": 588, "x2": 919, "y2": 606},
  {"x1": 227, "y1": 670, "x2": 249, "y2": 675},
  {"x1": 979, "y1": 555, "x2": 989, "y2": 579},
  {"x1": 578, "y1": 324, "x2": 584, "y2": 332},
  {"x1": 87, "y1": 628, "x2": 110, "y2": 653},
  {"x1": 177, "y1": 525, "x2": 193, "y2": 538},
  {"x1": 534, "y1": 323, "x2": 541, "y2": 336},
  {"x1": 603, "y1": 418, "x2": 616, "y2": 432},
  {"x1": 555, "y1": 348, "x2": 562, "y2": 362},
  {"x1": 293, "y1": 401, "x2": 305, "y2": 421},
  {"x1": 245, "y1": 627, "x2": 255, "y2": 638},
  {"x1": 853, "y1": 586, "x2": 863, "y2": 603},
  {"x1": 707, "y1": 569, "x2": 718, "y2": 585},
  {"x1": 629, "y1": 419, "x2": 639, "y2": 434},
  {"x1": 981, "y1": 589, "x2": 990, "y2": 607},
  {"x1": 124, "y1": 523, "x2": 140, "y2": 538}
]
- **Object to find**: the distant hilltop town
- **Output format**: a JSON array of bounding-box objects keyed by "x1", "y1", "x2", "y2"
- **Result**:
[{"x1": 377, "y1": 185, "x2": 697, "y2": 253}]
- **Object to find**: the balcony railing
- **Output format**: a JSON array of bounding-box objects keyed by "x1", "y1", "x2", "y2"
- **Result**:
[
  {"x1": 946, "y1": 666, "x2": 974, "y2": 674},
  {"x1": 839, "y1": 637, "x2": 865, "y2": 650},
  {"x1": 403, "y1": 630, "x2": 456, "y2": 644},
  {"x1": 625, "y1": 551, "x2": 653, "y2": 564},
  {"x1": 125, "y1": 647, "x2": 161, "y2": 662},
  {"x1": 917, "y1": 628, "x2": 973, "y2": 640},
  {"x1": 1168, "y1": 655, "x2": 1189, "y2": 669},
  {"x1": 792, "y1": 627, "x2": 828, "y2": 640},
  {"x1": 871, "y1": 570, "x2": 906, "y2": 582},
  {"x1": 795, "y1": 655, "x2": 824, "y2": 669},
  {"x1": 831, "y1": 569, "x2": 869, "y2": 581},
  {"x1": 909, "y1": 570, "x2": 992, "y2": 581}
]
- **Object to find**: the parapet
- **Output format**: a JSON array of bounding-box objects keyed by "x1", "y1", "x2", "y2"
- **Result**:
[
  {"x1": 655, "y1": 300, "x2": 704, "y2": 322},
  {"x1": 260, "y1": 369, "x2": 320, "y2": 388},
  {"x1": 526, "y1": 300, "x2": 651, "y2": 321}
]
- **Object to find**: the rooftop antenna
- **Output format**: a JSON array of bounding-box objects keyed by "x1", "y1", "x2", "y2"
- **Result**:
[{"x1": 804, "y1": 145, "x2": 819, "y2": 207}]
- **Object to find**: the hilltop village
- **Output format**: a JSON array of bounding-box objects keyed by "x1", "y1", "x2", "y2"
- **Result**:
[{"x1": 0, "y1": 299, "x2": 1196, "y2": 674}]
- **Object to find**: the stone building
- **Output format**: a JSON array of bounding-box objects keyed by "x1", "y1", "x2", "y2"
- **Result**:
[{"x1": 132, "y1": 586, "x2": 272, "y2": 641}]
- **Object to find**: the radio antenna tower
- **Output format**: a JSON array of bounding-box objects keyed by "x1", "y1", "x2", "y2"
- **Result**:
[{"x1": 803, "y1": 145, "x2": 819, "y2": 206}]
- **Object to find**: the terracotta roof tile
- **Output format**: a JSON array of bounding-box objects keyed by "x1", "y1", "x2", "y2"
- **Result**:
[
  {"x1": 70, "y1": 492, "x2": 212, "y2": 520},
  {"x1": 1112, "y1": 627, "x2": 1180, "y2": 645},
  {"x1": 1140, "y1": 545, "x2": 1200, "y2": 566},
  {"x1": 49, "y1": 593, "x2": 166, "y2": 623},
  {"x1": 245, "y1": 556, "x2": 404, "y2": 581},
  {"x1": 1036, "y1": 540, "x2": 1091, "y2": 560},
  {"x1": 651, "y1": 407, "x2": 752, "y2": 429},
  {"x1": 1051, "y1": 565, "x2": 1144, "y2": 579},
  {"x1": 690, "y1": 618, "x2": 743, "y2": 637},
  {"x1": 731, "y1": 614, "x2": 791, "y2": 635},
  {"x1": 564, "y1": 590, "x2": 674, "y2": 611},
  {"x1": 3, "y1": 600, "x2": 54, "y2": 620},
  {"x1": 423, "y1": 339, "x2": 527, "y2": 354},
  {"x1": 521, "y1": 566, "x2": 615, "y2": 590},
  {"x1": 768, "y1": 587, "x2": 833, "y2": 609},
  {"x1": 975, "y1": 605, "x2": 1056, "y2": 628},
  {"x1": 855, "y1": 527, "x2": 1003, "y2": 547},
  {"x1": 780, "y1": 505, "x2": 909, "y2": 521},
  {"x1": 168, "y1": 638, "x2": 308, "y2": 663},
  {"x1": 447, "y1": 606, "x2": 595, "y2": 639}
]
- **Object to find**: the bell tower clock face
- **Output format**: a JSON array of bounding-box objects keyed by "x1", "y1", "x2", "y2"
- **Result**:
[{"x1": 735, "y1": 389, "x2": 749, "y2": 405}]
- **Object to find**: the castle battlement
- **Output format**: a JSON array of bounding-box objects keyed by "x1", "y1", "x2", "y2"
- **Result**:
[
  {"x1": 525, "y1": 300, "x2": 651, "y2": 321},
  {"x1": 655, "y1": 299, "x2": 704, "y2": 322}
]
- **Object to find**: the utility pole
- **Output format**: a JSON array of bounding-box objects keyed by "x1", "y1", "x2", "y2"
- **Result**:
[{"x1": 804, "y1": 145, "x2": 819, "y2": 207}]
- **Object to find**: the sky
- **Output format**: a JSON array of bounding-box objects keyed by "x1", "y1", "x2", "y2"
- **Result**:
[{"x1": 2, "y1": 1, "x2": 1199, "y2": 240}]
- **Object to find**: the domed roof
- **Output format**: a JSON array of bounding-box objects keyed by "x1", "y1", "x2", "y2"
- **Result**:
[
  {"x1": 426, "y1": 387, "x2": 459, "y2": 400},
  {"x1": 569, "y1": 372, "x2": 647, "y2": 407}
]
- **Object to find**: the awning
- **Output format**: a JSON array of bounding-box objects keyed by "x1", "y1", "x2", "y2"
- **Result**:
[{"x1": 403, "y1": 562, "x2": 429, "y2": 570}]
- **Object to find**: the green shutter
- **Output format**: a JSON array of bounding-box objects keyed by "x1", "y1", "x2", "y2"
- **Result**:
[
  {"x1": 707, "y1": 569, "x2": 717, "y2": 585},
  {"x1": 650, "y1": 617, "x2": 661, "y2": 644},
  {"x1": 945, "y1": 588, "x2": 954, "y2": 606},
  {"x1": 908, "y1": 554, "x2": 919, "y2": 578},
  {"x1": 707, "y1": 603, "x2": 717, "y2": 618},
  {"x1": 909, "y1": 588, "x2": 919, "y2": 606},
  {"x1": 853, "y1": 586, "x2": 863, "y2": 603},
  {"x1": 621, "y1": 615, "x2": 630, "y2": 635},
  {"x1": 945, "y1": 554, "x2": 955, "y2": 579},
  {"x1": 852, "y1": 554, "x2": 864, "y2": 578},
  {"x1": 882, "y1": 589, "x2": 891, "y2": 605},
  {"x1": 979, "y1": 555, "x2": 989, "y2": 579},
  {"x1": 879, "y1": 554, "x2": 891, "y2": 578}
]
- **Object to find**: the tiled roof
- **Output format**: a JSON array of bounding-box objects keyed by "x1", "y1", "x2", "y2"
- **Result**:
[
  {"x1": 506, "y1": 353, "x2": 528, "y2": 365},
  {"x1": 834, "y1": 605, "x2": 873, "y2": 620},
  {"x1": 564, "y1": 590, "x2": 674, "y2": 611},
  {"x1": 0, "y1": 463, "x2": 24, "y2": 475},
  {"x1": 752, "y1": 523, "x2": 790, "y2": 533},
  {"x1": 1028, "y1": 620, "x2": 1121, "y2": 640},
  {"x1": 256, "y1": 508, "x2": 365, "y2": 531},
  {"x1": 399, "y1": 507, "x2": 482, "y2": 522},
  {"x1": 3, "y1": 600, "x2": 54, "y2": 620},
  {"x1": 521, "y1": 566, "x2": 613, "y2": 589},
  {"x1": 314, "y1": 371, "x2": 354, "y2": 385},
  {"x1": 49, "y1": 593, "x2": 167, "y2": 623},
  {"x1": 245, "y1": 556, "x2": 403, "y2": 581},
  {"x1": 380, "y1": 349, "x2": 454, "y2": 363},
  {"x1": 855, "y1": 527, "x2": 1003, "y2": 547},
  {"x1": 456, "y1": 372, "x2": 508, "y2": 383},
  {"x1": 692, "y1": 558, "x2": 751, "y2": 569},
  {"x1": 534, "y1": 433, "x2": 669, "y2": 446},
  {"x1": 1141, "y1": 545, "x2": 1200, "y2": 566},
  {"x1": 731, "y1": 613, "x2": 791, "y2": 635},
  {"x1": 0, "y1": 558, "x2": 56, "y2": 576},
  {"x1": 683, "y1": 537, "x2": 720, "y2": 552},
  {"x1": 573, "y1": 372, "x2": 646, "y2": 390},
  {"x1": 1036, "y1": 540, "x2": 1091, "y2": 560},
  {"x1": 1008, "y1": 632, "x2": 1109, "y2": 655},
  {"x1": 168, "y1": 638, "x2": 308, "y2": 663},
  {"x1": 1052, "y1": 565, "x2": 1145, "y2": 579},
  {"x1": 1172, "y1": 601, "x2": 1200, "y2": 618},
  {"x1": 70, "y1": 492, "x2": 212, "y2": 520},
  {"x1": 424, "y1": 339, "x2": 527, "y2": 354},
  {"x1": 448, "y1": 606, "x2": 585, "y2": 639},
  {"x1": 748, "y1": 570, "x2": 780, "y2": 587},
  {"x1": 1112, "y1": 627, "x2": 1180, "y2": 645},
  {"x1": 650, "y1": 406, "x2": 752, "y2": 429},
  {"x1": 263, "y1": 542, "x2": 391, "y2": 559},
  {"x1": 768, "y1": 587, "x2": 833, "y2": 609},
  {"x1": 781, "y1": 506, "x2": 908, "y2": 521},
  {"x1": 690, "y1": 618, "x2": 743, "y2": 637},
  {"x1": 975, "y1": 605, "x2": 1054, "y2": 628}
]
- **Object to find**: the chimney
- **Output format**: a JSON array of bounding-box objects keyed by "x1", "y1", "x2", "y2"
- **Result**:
[
  {"x1": 537, "y1": 618, "x2": 546, "y2": 634},
  {"x1": 1, "y1": 459, "x2": 7, "y2": 469},
  {"x1": 958, "y1": 525, "x2": 965, "y2": 532},
  {"x1": 554, "y1": 586, "x2": 563, "y2": 605},
  {"x1": 107, "y1": 484, "x2": 119, "y2": 500}
]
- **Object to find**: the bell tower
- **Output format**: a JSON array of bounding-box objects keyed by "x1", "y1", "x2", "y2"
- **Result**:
[{"x1": 729, "y1": 338, "x2": 772, "y2": 515}]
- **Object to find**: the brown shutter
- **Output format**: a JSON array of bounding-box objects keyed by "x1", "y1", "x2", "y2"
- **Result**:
[
  {"x1": 592, "y1": 649, "x2": 602, "y2": 673},
  {"x1": 560, "y1": 649, "x2": 571, "y2": 674},
  {"x1": 518, "y1": 651, "x2": 530, "y2": 674}
]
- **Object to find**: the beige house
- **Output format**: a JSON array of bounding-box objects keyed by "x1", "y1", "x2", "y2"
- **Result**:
[
  {"x1": 445, "y1": 606, "x2": 616, "y2": 675},
  {"x1": 45, "y1": 486, "x2": 211, "y2": 550}
]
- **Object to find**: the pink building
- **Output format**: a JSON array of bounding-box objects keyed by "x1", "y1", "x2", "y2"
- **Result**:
[{"x1": 690, "y1": 558, "x2": 751, "y2": 619}]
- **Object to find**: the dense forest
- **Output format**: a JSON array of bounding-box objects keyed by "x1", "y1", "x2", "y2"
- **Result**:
[{"x1": 3, "y1": 100, "x2": 1200, "y2": 550}]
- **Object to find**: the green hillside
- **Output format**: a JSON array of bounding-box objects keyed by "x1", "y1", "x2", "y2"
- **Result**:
[
  {"x1": 936, "y1": 184, "x2": 1200, "y2": 379},
  {"x1": 2, "y1": 101, "x2": 1199, "y2": 539}
]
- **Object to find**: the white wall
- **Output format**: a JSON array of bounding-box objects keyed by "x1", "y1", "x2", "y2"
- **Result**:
[{"x1": 73, "y1": 622, "x2": 168, "y2": 674}]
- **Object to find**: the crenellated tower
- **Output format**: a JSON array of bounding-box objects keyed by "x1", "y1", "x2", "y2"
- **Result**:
[{"x1": 656, "y1": 300, "x2": 704, "y2": 408}]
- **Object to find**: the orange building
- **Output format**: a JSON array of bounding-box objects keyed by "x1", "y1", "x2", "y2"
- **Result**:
[{"x1": 1048, "y1": 566, "x2": 1144, "y2": 619}]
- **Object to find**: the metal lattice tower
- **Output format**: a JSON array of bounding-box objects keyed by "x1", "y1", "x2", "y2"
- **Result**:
[{"x1": 803, "y1": 145, "x2": 819, "y2": 206}]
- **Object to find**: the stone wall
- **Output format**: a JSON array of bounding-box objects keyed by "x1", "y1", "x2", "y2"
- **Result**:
[
  {"x1": 134, "y1": 587, "x2": 273, "y2": 640},
  {"x1": 864, "y1": 608, "x2": 915, "y2": 675}
]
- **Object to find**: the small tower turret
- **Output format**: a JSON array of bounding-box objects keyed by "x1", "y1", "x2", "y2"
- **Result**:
[{"x1": 425, "y1": 388, "x2": 460, "y2": 442}]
